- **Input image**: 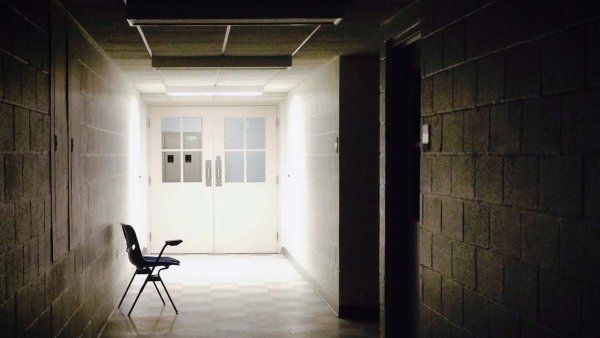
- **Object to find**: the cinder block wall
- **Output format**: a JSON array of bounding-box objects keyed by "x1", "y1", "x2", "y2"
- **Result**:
[
  {"x1": 281, "y1": 56, "x2": 379, "y2": 316},
  {"x1": 419, "y1": 0, "x2": 600, "y2": 336},
  {"x1": 0, "y1": 0, "x2": 53, "y2": 335},
  {"x1": 0, "y1": 1, "x2": 145, "y2": 336},
  {"x1": 280, "y1": 58, "x2": 341, "y2": 311}
]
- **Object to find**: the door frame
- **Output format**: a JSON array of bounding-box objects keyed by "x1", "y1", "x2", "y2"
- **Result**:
[{"x1": 146, "y1": 104, "x2": 281, "y2": 254}]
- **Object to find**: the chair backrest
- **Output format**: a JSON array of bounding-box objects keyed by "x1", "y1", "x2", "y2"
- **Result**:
[{"x1": 120, "y1": 223, "x2": 147, "y2": 270}]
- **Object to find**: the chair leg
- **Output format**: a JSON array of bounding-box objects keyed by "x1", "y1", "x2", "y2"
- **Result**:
[
  {"x1": 118, "y1": 272, "x2": 136, "y2": 308},
  {"x1": 159, "y1": 278, "x2": 179, "y2": 314},
  {"x1": 152, "y1": 281, "x2": 166, "y2": 305},
  {"x1": 128, "y1": 277, "x2": 149, "y2": 316}
]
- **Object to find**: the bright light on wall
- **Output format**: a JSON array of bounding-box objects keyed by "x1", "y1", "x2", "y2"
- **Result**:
[
  {"x1": 126, "y1": 94, "x2": 148, "y2": 249},
  {"x1": 166, "y1": 86, "x2": 264, "y2": 97},
  {"x1": 280, "y1": 95, "x2": 309, "y2": 262}
]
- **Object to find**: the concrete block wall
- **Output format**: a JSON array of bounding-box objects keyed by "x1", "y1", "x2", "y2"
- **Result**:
[
  {"x1": 0, "y1": 1, "x2": 53, "y2": 336},
  {"x1": 281, "y1": 56, "x2": 379, "y2": 316},
  {"x1": 0, "y1": 1, "x2": 146, "y2": 336},
  {"x1": 280, "y1": 58, "x2": 341, "y2": 311},
  {"x1": 419, "y1": 0, "x2": 600, "y2": 337}
]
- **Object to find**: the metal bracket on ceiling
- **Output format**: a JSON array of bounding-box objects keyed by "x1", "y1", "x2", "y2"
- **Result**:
[
  {"x1": 221, "y1": 25, "x2": 232, "y2": 55},
  {"x1": 137, "y1": 24, "x2": 321, "y2": 67},
  {"x1": 292, "y1": 25, "x2": 322, "y2": 57},
  {"x1": 136, "y1": 26, "x2": 153, "y2": 58}
]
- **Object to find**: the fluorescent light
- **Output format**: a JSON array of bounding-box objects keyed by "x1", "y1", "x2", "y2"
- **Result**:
[
  {"x1": 168, "y1": 91, "x2": 263, "y2": 97},
  {"x1": 166, "y1": 86, "x2": 264, "y2": 97},
  {"x1": 153, "y1": 56, "x2": 292, "y2": 70}
]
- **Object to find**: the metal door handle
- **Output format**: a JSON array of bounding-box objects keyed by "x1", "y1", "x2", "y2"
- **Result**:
[
  {"x1": 206, "y1": 160, "x2": 212, "y2": 186},
  {"x1": 216, "y1": 156, "x2": 222, "y2": 186}
]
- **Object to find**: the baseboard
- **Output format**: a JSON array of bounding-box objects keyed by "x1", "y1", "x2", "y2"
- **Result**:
[{"x1": 281, "y1": 247, "x2": 340, "y2": 316}]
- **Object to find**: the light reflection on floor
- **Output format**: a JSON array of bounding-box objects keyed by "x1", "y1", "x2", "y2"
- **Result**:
[{"x1": 101, "y1": 254, "x2": 379, "y2": 337}]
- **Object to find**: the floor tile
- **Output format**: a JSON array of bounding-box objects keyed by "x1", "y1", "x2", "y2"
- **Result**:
[{"x1": 102, "y1": 254, "x2": 378, "y2": 337}]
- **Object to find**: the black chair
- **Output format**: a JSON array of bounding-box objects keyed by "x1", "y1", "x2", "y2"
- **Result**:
[{"x1": 118, "y1": 223, "x2": 182, "y2": 316}]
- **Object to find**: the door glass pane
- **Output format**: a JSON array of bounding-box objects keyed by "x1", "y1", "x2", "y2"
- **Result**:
[
  {"x1": 224, "y1": 118, "x2": 244, "y2": 149},
  {"x1": 183, "y1": 117, "x2": 202, "y2": 149},
  {"x1": 162, "y1": 152, "x2": 181, "y2": 182},
  {"x1": 246, "y1": 118, "x2": 265, "y2": 149},
  {"x1": 225, "y1": 151, "x2": 244, "y2": 182},
  {"x1": 246, "y1": 151, "x2": 265, "y2": 182},
  {"x1": 162, "y1": 118, "x2": 181, "y2": 149},
  {"x1": 183, "y1": 151, "x2": 202, "y2": 182}
]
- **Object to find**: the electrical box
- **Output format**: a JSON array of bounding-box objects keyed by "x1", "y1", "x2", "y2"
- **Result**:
[{"x1": 421, "y1": 124, "x2": 430, "y2": 151}]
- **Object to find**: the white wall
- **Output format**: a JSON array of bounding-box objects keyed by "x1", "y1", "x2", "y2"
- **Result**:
[
  {"x1": 125, "y1": 93, "x2": 149, "y2": 250},
  {"x1": 279, "y1": 58, "x2": 341, "y2": 310}
]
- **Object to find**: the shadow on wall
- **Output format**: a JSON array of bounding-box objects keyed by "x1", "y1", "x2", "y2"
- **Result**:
[
  {"x1": 0, "y1": 1, "x2": 148, "y2": 336},
  {"x1": 279, "y1": 55, "x2": 380, "y2": 319}
]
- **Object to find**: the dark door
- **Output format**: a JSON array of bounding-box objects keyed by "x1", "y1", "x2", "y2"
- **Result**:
[{"x1": 383, "y1": 38, "x2": 421, "y2": 337}]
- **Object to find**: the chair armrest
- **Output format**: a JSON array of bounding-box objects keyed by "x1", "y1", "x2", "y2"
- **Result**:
[
  {"x1": 153, "y1": 240, "x2": 183, "y2": 266},
  {"x1": 166, "y1": 240, "x2": 182, "y2": 246}
]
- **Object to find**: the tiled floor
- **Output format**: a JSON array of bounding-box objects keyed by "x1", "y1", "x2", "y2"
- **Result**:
[{"x1": 102, "y1": 255, "x2": 379, "y2": 337}]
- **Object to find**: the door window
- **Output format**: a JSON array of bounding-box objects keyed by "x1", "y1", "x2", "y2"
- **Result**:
[
  {"x1": 224, "y1": 117, "x2": 266, "y2": 183},
  {"x1": 162, "y1": 152, "x2": 181, "y2": 182},
  {"x1": 183, "y1": 117, "x2": 203, "y2": 149},
  {"x1": 162, "y1": 117, "x2": 203, "y2": 183},
  {"x1": 224, "y1": 151, "x2": 244, "y2": 182},
  {"x1": 161, "y1": 118, "x2": 181, "y2": 149}
]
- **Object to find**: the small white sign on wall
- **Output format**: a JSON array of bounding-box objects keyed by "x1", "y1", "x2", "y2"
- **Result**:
[{"x1": 422, "y1": 124, "x2": 430, "y2": 145}]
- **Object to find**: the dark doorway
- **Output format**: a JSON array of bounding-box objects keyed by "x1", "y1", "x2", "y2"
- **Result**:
[{"x1": 382, "y1": 36, "x2": 421, "y2": 337}]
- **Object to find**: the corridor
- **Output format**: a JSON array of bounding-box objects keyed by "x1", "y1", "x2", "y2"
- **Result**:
[
  {"x1": 102, "y1": 255, "x2": 378, "y2": 337},
  {"x1": 1, "y1": 0, "x2": 600, "y2": 337}
]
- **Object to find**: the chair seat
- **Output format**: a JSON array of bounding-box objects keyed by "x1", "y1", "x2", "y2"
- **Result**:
[{"x1": 143, "y1": 255, "x2": 180, "y2": 266}]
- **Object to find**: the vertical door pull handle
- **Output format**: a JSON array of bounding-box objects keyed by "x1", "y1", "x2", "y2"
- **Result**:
[
  {"x1": 216, "y1": 156, "x2": 222, "y2": 187},
  {"x1": 206, "y1": 160, "x2": 212, "y2": 187}
]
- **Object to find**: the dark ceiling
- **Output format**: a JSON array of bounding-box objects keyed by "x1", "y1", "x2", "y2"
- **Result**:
[{"x1": 61, "y1": 0, "x2": 413, "y2": 95}]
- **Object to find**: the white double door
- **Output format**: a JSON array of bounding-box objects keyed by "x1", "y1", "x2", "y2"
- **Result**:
[{"x1": 149, "y1": 106, "x2": 277, "y2": 253}]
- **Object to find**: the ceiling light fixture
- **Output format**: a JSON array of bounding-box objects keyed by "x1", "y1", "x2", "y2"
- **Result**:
[
  {"x1": 153, "y1": 56, "x2": 292, "y2": 70},
  {"x1": 126, "y1": 0, "x2": 343, "y2": 26},
  {"x1": 166, "y1": 86, "x2": 264, "y2": 97}
]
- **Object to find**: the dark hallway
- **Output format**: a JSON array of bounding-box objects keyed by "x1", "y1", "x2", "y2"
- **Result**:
[{"x1": 0, "y1": 0, "x2": 599, "y2": 337}]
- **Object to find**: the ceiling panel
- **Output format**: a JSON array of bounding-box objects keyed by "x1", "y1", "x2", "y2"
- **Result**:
[
  {"x1": 160, "y1": 69, "x2": 220, "y2": 79},
  {"x1": 223, "y1": 46, "x2": 297, "y2": 56},
  {"x1": 228, "y1": 26, "x2": 314, "y2": 42},
  {"x1": 133, "y1": 81, "x2": 166, "y2": 93},
  {"x1": 63, "y1": 0, "x2": 413, "y2": 97},
  {"x1": 147, "y1": 43, "x2": 223, "y2": 57},
  {"x1": 216, "y1": 69, "x2": 279, "y2": 86},
  {"x1": 160, "y1": 69, "x2": 220, "y2": 86},
  {"x1": 143, "y1": 26, "x2": 225, "y2": 56},
  {"x1": 126, "y1": 73, "x2": 162, "y2": 83},
  {"x1": 224, "y1": 26, "x2": 313, "y2": 56},
  {"x1": 142, "y1": 26, "x2": 227, "y2": 39}
]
